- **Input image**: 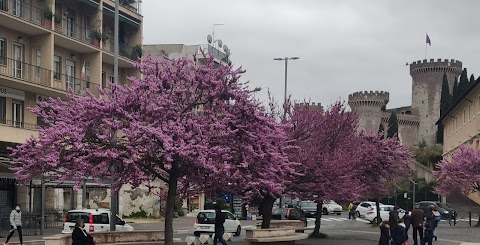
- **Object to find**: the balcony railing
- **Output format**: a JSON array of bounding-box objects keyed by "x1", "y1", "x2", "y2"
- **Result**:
[
  {"x1": 0, "y1": 56, "x2": 52, "y2": 87},
  {"x1": 104, "y1": 38, "x2": 141, "y2": 61},
  {"x1": 198, "y1": 44, "x2": 230, "y2": 63},
  {"x1": 0, "y1": 0, "x2": 50, "y2": 28},
  {"x1": 0, "y1": 118, "x2": 37, "y2": 130},
  {"x1": 55, "y1": 17, "x2": 96, "y2": 47},
  {"x1": 0, "y1": 56, "x2": 91, "y2": 95},
  {"x1": 111, "y1": 0, "x2": 140, "y2": 14}
]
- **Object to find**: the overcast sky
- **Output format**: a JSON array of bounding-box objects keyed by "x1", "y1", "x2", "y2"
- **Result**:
[{"x1": 142, "y1": 0, "x2": 480, "y2": 109}]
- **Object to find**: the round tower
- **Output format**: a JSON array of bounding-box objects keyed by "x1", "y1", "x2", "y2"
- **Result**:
[
  {"x1": 348, "y1": 91, "x2": 390, "y2": 132},
  {"x1": 410, "y1": 58, "x2": 462, "y2": 145}
]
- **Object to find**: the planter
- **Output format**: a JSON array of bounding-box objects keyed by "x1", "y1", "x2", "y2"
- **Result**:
[
  {"x1": 43, "y1": 18, "x2": 52, "y2": 29},
  {"x1": 91, "y1": 38, "x2": 100, "y2": 47},
  {"x1": 55, "y1": 23, "x2": 62, "y2": 32}
]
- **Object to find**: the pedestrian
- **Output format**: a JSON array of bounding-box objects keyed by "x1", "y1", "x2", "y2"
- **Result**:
[
  {"x1": 389, "y1": 206, "x2": 400, "y2": 230},
  {"x1": 403, "y1": 209, "x2": 412, "y2": 241},
  {"x1": 348, "y1": 202, "x2": 353, "y2": 219},
  {"x1": 4, "y1": 204, "x2": 23, "y2": 245},
  {"x1": 213, "y1": 205, "x2": 228, "y2": 245},
  {"x1": 431, "y1": 206, "x2": 441, "y2": 241},
  {"x1": 422, "y1": 214, "x2": 435, "y2": 245},
  {"x1": 72, "y1": 219, "x2": 95, "y2": 245},
  {"x1": 411, "y1": 204, "x2": 424, "y2": 245},
  {"x1": 378, "y1": 221, "x2": 390, "y2": 245},
  {"x1": 391, "y1": 219, "x2": 407, "y2": 245}
]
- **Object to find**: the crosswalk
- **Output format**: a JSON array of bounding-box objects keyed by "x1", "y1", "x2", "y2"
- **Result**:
[{"x1": 307, "y1": 217, "x2": 370, "y2": 223}]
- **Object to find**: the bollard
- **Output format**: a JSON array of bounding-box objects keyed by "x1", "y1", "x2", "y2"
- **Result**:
[
  {"x1": 223, "y1": 233, "x2": 233, "y2": 241},
  {"x1": 198, "y1": 235, "x2": 210, "y2": 244},
  {"x1": 185, "y1": 236, "x2": 196, "y2": 245}
]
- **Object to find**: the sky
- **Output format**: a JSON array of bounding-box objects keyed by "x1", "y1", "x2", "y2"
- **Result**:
[{"x1": 142, "y1": 0, "x2": 480, "y2": 109}]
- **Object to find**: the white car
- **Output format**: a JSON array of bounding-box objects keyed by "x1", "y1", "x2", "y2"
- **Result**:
[
  {"x1": 62, "y1": 209, "x2": 134, "y2": 234},
  {"x1": 193, "y1": 210, "x2": 241, "y2": 237},
  {"x1": 322, "y1": 200, "x2": 342, "y2": 215},
  {"x1": 364, "y1": 205, "x2": 406, "y2": 223},
  {"x1": 355, "y1": 201, "x2": 384, "y2": 218}
]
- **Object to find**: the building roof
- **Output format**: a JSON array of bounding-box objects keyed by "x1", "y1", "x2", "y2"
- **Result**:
[{"x1": 436, "y1": 77, "x2": 480, "y2": 125}]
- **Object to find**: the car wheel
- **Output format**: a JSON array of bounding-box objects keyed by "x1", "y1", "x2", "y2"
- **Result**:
[
  {"x1": 373, "y1": 217, "x2": 382, "y2": 224},
  {"x1": 194, "y1": 232, "x2": 200, "y2": 237},
  {"x1": 234, "y1": 226, "x2": 241, "y2": 236},
  {"x1": 356, "y1": 211, "x2": 360, "y2": 218},
  {"x1": 322, "y1": 208, "x2": 328, "y2": 215}
]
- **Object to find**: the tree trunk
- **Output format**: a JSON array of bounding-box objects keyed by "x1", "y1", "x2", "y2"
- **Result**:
[
  {"x1": 376, "y1": 198, "x2": 381, "y2": 225},
  {"x1": 312, "y1": 203, "x2": 323, "y2": 236},
  {"x1": 164, "y1": 176, "x2": 178, "y2": 245},
  {"x1": 260, "y1": 195, "x2": 275, "y2": 229}
]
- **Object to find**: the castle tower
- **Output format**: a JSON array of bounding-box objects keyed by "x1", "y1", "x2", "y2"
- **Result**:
[
  {"x1": 410, "y1": 59, "x2": 462, "y2": 145},
  {"x1": 348, "y1": 91, "x2": 390, "y2": 132}
]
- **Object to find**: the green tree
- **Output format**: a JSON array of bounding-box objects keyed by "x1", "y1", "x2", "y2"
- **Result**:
[
  {"x1": 438, "y1": 74, "x2": 450, "y2": 144},
  {"x1": 470, "y1": 74, "x2": 476, "y2": 84},
  {"x1": 387, "y1": 112, "x2": 399, "y2": 139},
  {"x1": 413, "y1": 143, "x2": 443, "y2": 168},
  {"x1": 452, "y1": 77, "x2": 459, "y2": 103},
  {"x1": 379, "y1": 123, "x2": 385, "y2": 139},
  {"x1": 458, "y1": 68, "x2": 469, "y2": 97}
]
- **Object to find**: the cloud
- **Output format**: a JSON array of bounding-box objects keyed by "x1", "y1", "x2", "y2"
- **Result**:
[{"x1": 143, "y1": 0, "x2": 480, "y2": 109}]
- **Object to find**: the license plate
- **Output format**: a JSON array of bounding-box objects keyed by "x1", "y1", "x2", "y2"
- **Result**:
[{"x1": 200, "y1": 226, "x2": 210, "y2": 229}]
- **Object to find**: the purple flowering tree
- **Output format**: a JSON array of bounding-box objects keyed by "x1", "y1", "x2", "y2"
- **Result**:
[{"x1": 10, "y1": 57, "x2": 293, "y2": 244}]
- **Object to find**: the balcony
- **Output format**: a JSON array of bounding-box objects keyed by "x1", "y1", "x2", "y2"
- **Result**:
[
  {"x1": 108, "y1": 0, "x2": 141, "y2": 14},
  {"x1": 104, "y1": 38, "x2": 141, "y2": 61},
  {"x1": 0, "y1": 0, "x2": 51, "y2": 35},
  {"x1": 54, "y1": 18, "x2": 100, "y2": 53},
  {"x1": 0, "y1": 56, "x2": 90, "y2": 96},
  {"x1": 198, "y1": 44, "x2": 230, "y2": 64},
  {"x1": 0, "y1": 119, "x2": 38, "y2": 144}
]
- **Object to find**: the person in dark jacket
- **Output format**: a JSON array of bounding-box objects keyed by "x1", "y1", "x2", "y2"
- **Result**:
[
  {"x1": 411, "y1": 204, "x2": 425, "y2": 245},
  {"x1": 422, "y1": 215, "x2": 435, "y2": 245},
  {"x1": 391, "y1": 219, "x2": 407, "y2": 245},
  {"x1": 402, "y1": 209, "x2": 412, "y2": 240},
  {"x1": 72, "y1": 219, "x2": 95, "y2": 245},
  {"x1": 378, "y1": 221, "x2": 391, "y2": 245},
  {"x1": 213, "y1": 206, "x2": 228, "y2": 245},
  {"x1": 389, "y1": 206, "x2": 400, "y2": 230}
]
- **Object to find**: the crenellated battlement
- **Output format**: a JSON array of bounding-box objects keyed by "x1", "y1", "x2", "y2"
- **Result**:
[
  {"x1": 348, "y1": 90, "x2": 390, "y2": 109},
  {"x1": 410, "y1": 58, "x2": 462, "y2": 76}
]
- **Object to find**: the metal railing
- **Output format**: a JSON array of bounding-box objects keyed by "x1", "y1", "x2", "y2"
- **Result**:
[
  {"x1": 0, "y1": 118, "x2": 37, "y2": 130},
  {"x1": 0, "y1": 56, "x2": 91, "y2": 95},
  {"x1": 55, "y1": 17, "x2": 95, "y2": 46},
  {"x1": 198, "y1": 44, "x2": 230, "y2": 63},
  {"x1": 111, "y1": 0, "x2": 140, "y2": 14},
  {"x1": 104, "y1": 40, "x2": 140, "y2": 61},
  {"x1": 0, "y1": 0, "x2": 50, "y2": 28},
  {"x1": 0, "y1": 213, "x2": 40, "y2": 237},
  {"x1": 0, "y1": 56, "x2": 52, "y2": 88}
]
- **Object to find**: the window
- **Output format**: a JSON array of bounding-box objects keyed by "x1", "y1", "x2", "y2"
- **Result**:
[
  {"x1": 0, "y1": 38, "x2": 5, "y2": 65},
  {"x1": 36, "y1": 49, "x2": 41, "y2": 75},
  {"x1": 66, "y1": 60, "x2": 75, "y2": 90},
  {"x1": 93, "y1": 213, "x2": 109, "y2": 224},
  {"x1": 54, "y1": 55, "x2": 61, "y2": 80},
  {"x1": 0, "y1": 97, "x2": 5, "y2": 123},
  {"x1": 226, "y1": 212, "x2": 236, "y2": 220},
  {"x1": 109, "y1": 74, "x2": 114, "y2": 84},
  {"x1": 85, "y1": 67, "x2": 90, "y2": 89},
  {"x1": 102, "y1": 71, "x2": 106, "y2": 88},
  {"x1": 12, "y1": 43, "x2": 23, "y2": 78},
  {"x1": 468, "y1": 104, "x2": 471, "y2": 119},
  {"x1": 463, "y1": 109, "x2": 466, "y2": 123},
  {"x1": 12, "y1": 99, "x2": 23, "y2": 128},
  {"x1": 66, "y1": 212, "x2": 90, "y2": 223},
  {"x1": 85, "y1": 16, "x2": 91, "y2": 40}
]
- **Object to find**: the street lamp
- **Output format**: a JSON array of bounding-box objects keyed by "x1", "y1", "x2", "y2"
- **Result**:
[{"x1": 273, "y1": 57, "x2": 300, "y2": 107}]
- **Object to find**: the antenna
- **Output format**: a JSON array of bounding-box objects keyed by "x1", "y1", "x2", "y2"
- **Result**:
[
  {"x1": 207, "y1": 34, "x2": 213, "y2": 44},
  {"x1": 217, "y1": 39, "x2": 223, "y2": 48}
]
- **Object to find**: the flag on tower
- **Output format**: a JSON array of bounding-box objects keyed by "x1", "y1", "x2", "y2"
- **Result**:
[
  {"x1": 80, "y1": 61, "x2": 86, "y2": 79},
  {"x1": 426, "y1": 34, "x2": 431, "y2": 46}
]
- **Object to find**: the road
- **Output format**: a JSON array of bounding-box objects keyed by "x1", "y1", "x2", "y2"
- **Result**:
[{"x1": 13, "y1": 213, "x2": 480, "y2": 245}]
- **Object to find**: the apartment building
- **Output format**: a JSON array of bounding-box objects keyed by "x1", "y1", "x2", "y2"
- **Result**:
[
  {"x1": 0, "y1": 0, "x2": 142, "y2": 217},
  {"x1": 438, "y1": 78, "x2": 480, "y2": 205}
]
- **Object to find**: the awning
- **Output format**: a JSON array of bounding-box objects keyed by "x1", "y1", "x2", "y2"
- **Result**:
[{"x1": 102, "y1": 5, "x2": 141, "y2": 27}]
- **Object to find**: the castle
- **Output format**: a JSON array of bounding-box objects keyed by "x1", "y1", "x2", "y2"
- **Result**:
[{"x1": 348, "y1": 59, "x2": 463, "y2": 147}]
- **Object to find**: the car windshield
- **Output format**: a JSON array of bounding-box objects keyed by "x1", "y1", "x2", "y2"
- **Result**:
[
  {"x1": 436, "y1": 202, "x2": 450, "y2": 208},
  {"x1": 301, "y1": 202, "x2": 316, "y2": 207},
  {"x1": 324, "y1": 200, "x2": 337, "y2": 205}
]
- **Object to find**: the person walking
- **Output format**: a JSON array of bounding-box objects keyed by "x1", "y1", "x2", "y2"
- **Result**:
[
  {"x1": 391, "y1": 219, "x2": 407, "y2": 245},
  {"x1": 72, "y1": 219, "x2": 95, "y2": 245},
  {"x1": 389, "y1": 206, "x2": 400, "y2": 230},
  {"x1": 378, "y1": 221, "x2": 391, "y2": 245},
  {"x1": 348, "y1": 202, "x2": 353, "y2": 219},
  {"x1": 422, "y1": 214, "x2": 435, "y2": 245},
  {"x1": 411, "y1": 204, "x2": 424, "y2": 245},
  {"x1": 4, "y1": 204, "x2": 23, "y2": 245},
  {"x1": 403, "y1": 209, "x2": 412, "y2": 241},
  {"x1": 213, "y1": 206, "x2": 228, "y2": 245},
  {"x1": 430, "y1": 206, "x2": 441, "y2": 241}
]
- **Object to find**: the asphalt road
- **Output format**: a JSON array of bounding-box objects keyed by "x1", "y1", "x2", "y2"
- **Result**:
[{"x1": 15, "y1": 213, "x2": 480, "y2": 245}]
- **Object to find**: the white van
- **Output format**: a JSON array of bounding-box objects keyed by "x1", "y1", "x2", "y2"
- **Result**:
[
  {"x1": 193, "y1": 210, "x2": 241, "y2": 237},
  {"x1": 61, "y1": 209, "x2": 134, "y2": 234}
]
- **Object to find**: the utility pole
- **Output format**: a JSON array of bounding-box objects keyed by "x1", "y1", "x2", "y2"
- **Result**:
[
  {"x1": 410, "y1": 179, "x2": 417, "y2": 211},
  {"x1": 273, "y1": 56, "x2": 299, "y2": 218}
]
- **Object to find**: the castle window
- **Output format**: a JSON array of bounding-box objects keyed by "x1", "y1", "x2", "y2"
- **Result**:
[
  {"x1": 463, "y1": 109, "x2": 466, "y2": 124},
  {"x1": 468, "y1": 104, "x2": 471, "y2": 119}
]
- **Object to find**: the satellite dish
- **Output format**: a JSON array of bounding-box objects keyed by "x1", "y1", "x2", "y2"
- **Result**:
[
  {"x1": 223, "y1": 45, "x2": 230, "y2": 55},
  {"x1": 217, "y1": 39, "x2": 223, "y2": 48},
  {"x1": 207, "y1": 35, "x2": 213, "y2": 44}
]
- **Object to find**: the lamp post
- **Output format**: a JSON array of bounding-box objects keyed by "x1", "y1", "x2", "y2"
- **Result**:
[
  {"x1": 114, "y1": 0, "x2": 119, "y2": 87},
  {"x1": 273, "y1": 57, "x2": 298, "y2": 219}
]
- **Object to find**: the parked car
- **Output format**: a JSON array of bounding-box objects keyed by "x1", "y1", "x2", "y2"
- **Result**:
[
  {"x1": 193, "y1": 210, "x2": 242, "y2": 237},
  {"x1": 355, "y1": 201, "x2": 384, "y2": 218},
  {"x1": 322, "y1": 200, "x2": 342, "y2": 215},
  {"x1": 62, "y1": 209, "x2": 133, "y2": 234},
  {"x1": 364, "y1": 205, "x2": 405, "y2": 223},
  {"x1": 271, "y1": 207, "x2": 308, "y2": 227},
  {"x1": 298, "y1": 201, "x2": 317, "y2": 218},
  {"x1": 418, "y1": 201, "x2": 456, "y2": 219}
]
